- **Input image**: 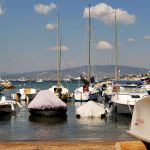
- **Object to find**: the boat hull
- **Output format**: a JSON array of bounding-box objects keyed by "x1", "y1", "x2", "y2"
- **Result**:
[
  {"x1": 0, "y1": 104, "x2": 14, "y2": 115},
  {"x1": 0, "y1": 85, "x2": 5, "y2": 92},
  {"x1": 112, "y1": 103, "x2": 134, "y2": 114},
  {"x1": 28, "y1": 107, "x2": 67, "y2": 117},
  {"x1": 127, "y1": 96, "x2": 150, "y2": 144}
]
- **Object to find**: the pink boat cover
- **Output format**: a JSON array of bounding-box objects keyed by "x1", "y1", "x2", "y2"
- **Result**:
[{"x1": 28, "y1": 90, "x2": 67, "y2": 109}]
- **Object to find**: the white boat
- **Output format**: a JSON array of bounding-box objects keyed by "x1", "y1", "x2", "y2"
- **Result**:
[
  {"x1": 62, "y1": 78, "x2": 71, "y2": 82},
  {"x1": 74, "y1": 5, "x2": 100, "y2": 102},
  {"x1": 127, "y1": 96, "x2": 150, "y2": 143},
  {"x1": 76, "y1": 101, "x2": 108, "y2": 118},
  {"x1": 36, "y1": 78, "x2": 43, "y2": 83},
  {"x1": 111, "y1": 84, "x2": 148, "y2": 114},
  {"x1": 1, "y1": 80, "x2": 13, "y2": 89},
  {"x1": 18, "y1": 77, "x2": 26, "y2": 82},
  {"x1": 11, "y1": 87, "x2": 38, "y2": 103},
  {"x1": 142, "y1": 83, "x2": 150, "y2": 95},
  {"x1": 28, "y1": 90, "x2": 67, "y2": 116},
  {"x1": 69, "y1": 76, "x2": 81, "y2": 81},
  {"x1": 0, "y1": 96, "x2": 21, "y2": 115},
  {"x1": 0, "y1": 84, "x2": 5, "y2": 92},
  {"x1": 49, "y1": 85, "x2": 69, "y2": 102},
  {"x1": 74, "y1": 84, "x2": 100, "y2": 102}
]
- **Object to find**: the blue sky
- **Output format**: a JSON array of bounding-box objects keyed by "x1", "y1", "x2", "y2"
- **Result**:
[{"x1": 0, "y1": 0, "x2": 150, "y2": 73}]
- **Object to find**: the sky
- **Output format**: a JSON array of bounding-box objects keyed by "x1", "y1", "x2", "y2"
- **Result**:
[{"x1": 0, "y1": 0, "x2": 150, "y2": 74}]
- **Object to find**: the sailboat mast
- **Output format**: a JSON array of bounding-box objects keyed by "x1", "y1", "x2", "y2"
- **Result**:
[
  {"x1": 114, "y1": 11, "x2": 119, "y2": 80},
  {"x1": 57, "y1": 13, "x2": 61, "y2": 86},
  {"x1": 88, "y1": 4, "x2": 91, "y2": 82}
]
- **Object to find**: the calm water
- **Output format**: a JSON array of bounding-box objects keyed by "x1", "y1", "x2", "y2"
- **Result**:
[{"x1": 0, "y1": 81, "x2": 136, "y2": 140}]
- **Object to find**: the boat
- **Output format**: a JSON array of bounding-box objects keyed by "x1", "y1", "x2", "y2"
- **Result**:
[
  {"x1": 107, "y1": 12, "x2": 149, "y2": 114},
  {"x1": 36, "y1": 78, "x2": 43, "y2": 83},
  {"x1": 49, "y1": 14, "x2": 70, "y2": 102},
  {"x1": 62, "y1": 77, "x2": 71, "y2": 82},
  {"x1": 0, "y1": 96, "x2": 21, "y2": 115},
  {"x1": 28, "y1": 90, "x2": 67, "y2": 117},
  {"x1": 18, "y1": 77, "x2": 26, "y2": 82},
  {"x1": 49, "y1": 85, "x2": 69, "y2": 102},
  {"x1": 141, "y1": 77, "x2": 150, "y2": 95},
  {"x1": 127, "y1": 96, "x2": 150, "y2": 144},
  {"x1": 74, "y1": 4, "x2": 100, "y2": 102},
  {"x1": 76, "y1": 100, "x2": 108, "y2": 118},
  {"x1": 11, "y1": 87, "x2": 38, "y2": 103},
  {"x1": 1, "y1": 80, "x2": 14, "y2": 89},
  {"x1": 69, "y1": 76, "x2": 81, "y2": 81},
  {"x1": 111, "y1": 80, "x2": 149, "y2": 114},
  {"x1": 0, "y1": 84, "x2": 5, "y2": 92},
  {"x1": 74, "y1": 84, "x2": 100, "y2": 102}
]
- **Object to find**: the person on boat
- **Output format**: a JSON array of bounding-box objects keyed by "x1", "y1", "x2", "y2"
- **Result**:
[
  {"x1": 83, "y1": 84, "x2": 89, "y2": 93},
  {"x1": 16, "y1": 93, "x2": 21, "y2": 103},
  {"x1": 56, "y1": 88, "x2": 62, "y2": 99}
]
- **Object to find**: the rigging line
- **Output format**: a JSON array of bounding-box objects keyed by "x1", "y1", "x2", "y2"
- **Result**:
[
  {"x1": 114, "y1": 10, "x2": 119, "y2": 80},
  {"x1": 57, "y1": 13, "x2": 61, "y2": 86},
  {"x1": 88, "y1": 4, "x2": 92, "y2": 81}
]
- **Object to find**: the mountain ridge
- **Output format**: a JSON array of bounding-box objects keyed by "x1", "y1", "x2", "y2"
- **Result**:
[{"x1": 1, "y1": 65, "x2": 148, "y2": 80}]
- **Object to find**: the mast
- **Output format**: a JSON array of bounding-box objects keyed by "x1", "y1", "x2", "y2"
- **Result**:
[
  {"x1": 88, "y1": 4, "x2": 92, "y2": 82},
  {"x1": 57, "y1": 13, "x2": 61, "y2": 86},
  {"x1": 114, "y1": 11, "x2": 119, "y2": 80}
]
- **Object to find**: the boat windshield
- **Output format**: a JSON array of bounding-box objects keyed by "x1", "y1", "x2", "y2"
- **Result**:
[{"x1": 119, "y1": 87, "x2": 147, "y2": 94}]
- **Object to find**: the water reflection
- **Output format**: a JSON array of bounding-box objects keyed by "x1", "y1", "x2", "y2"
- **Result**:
[
  {"x1": 76, "y1": 117, "x2": 106, "y2": 126},
  {"x1": 0, "y1": 81, "x2": 136, "y2": 140},
  {"x1": 29, "y1": 115, "x2": 67, "y2": 125},
  {"x1": 0, "y1": 114, "x2": 13, "y2": 122},
  {"x1": 108, "y1": 112, "x2": 132, "y2": 125}
]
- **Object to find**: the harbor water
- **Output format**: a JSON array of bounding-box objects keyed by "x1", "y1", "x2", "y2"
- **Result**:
[{"x1": 0, "y1": 81, "x2": 136, "y2": 140}]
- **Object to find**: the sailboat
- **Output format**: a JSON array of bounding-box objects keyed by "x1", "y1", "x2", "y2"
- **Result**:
[
  {"x1": 74, "y1": 4, "x2": 100, "y2": 102},
  {"x1": 49, "y1": 14, "x2": 70, "y2": 102},
  {"x1": 110, "y1": 11, "x2": 149, "y2": 114}
]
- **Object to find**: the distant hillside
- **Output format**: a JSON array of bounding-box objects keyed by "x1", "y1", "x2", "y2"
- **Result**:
[
  {"x1": 1, "y1": 65, "x2": 148, "y2": 80},
  {"x1": 61, "y1": 65, "x2": 148, "y2": 76}
]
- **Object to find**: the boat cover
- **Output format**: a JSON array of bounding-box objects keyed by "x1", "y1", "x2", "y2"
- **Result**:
[
  {"x1": 76, "y1": 101, "x2": 106, "y2": 118},
  {"x1": 28, "y1": 90, "x2": 67, "y2": 109},
  {"x1": 112, "y1": 80, "x2": 143, "y2": 85}
]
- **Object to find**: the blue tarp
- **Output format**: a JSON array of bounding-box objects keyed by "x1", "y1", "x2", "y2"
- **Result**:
[{"x1": 112, "y1": 80, "x2": 143, "y2": 85}]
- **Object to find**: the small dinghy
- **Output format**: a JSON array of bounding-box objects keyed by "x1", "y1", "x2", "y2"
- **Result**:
[
  {"x1": 28, "y1": 90, "x2": 67, "y2": 117},
  {"x1": 76, "y1": 101, "x2": 108, "y2": 118},
  {"x1": 0, "y1": 96, "x2": 21, "y2": 115},
  {"x1": 127, "y1": 96, "x2": 150, "y2": 143}
]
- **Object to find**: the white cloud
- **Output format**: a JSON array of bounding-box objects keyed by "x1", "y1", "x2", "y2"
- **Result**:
[
  {"x1": 144, "y1": 35, "x2": 150, "y2": 40},
  {"x1": 128, "y1": 38, "x2": 135, "y2": 42},
  {"x1": 34, "y1": 3, "x2": 57, "y2": 15},
  {"x1": 96, "y1": 41, "x2": 113, "y2": 49},
  {"x1": 47, "y1": 45, "x2": 68, "y2": 51},
  {"x1": 83, "y1": 3, "x2": 136, "y2": 26},
  {"x1": 0, "y1": 5, "x2": 5, "y2": 15},
  {"x1": 46, "y1": 23, "x2": 57, "y2": 30}
]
